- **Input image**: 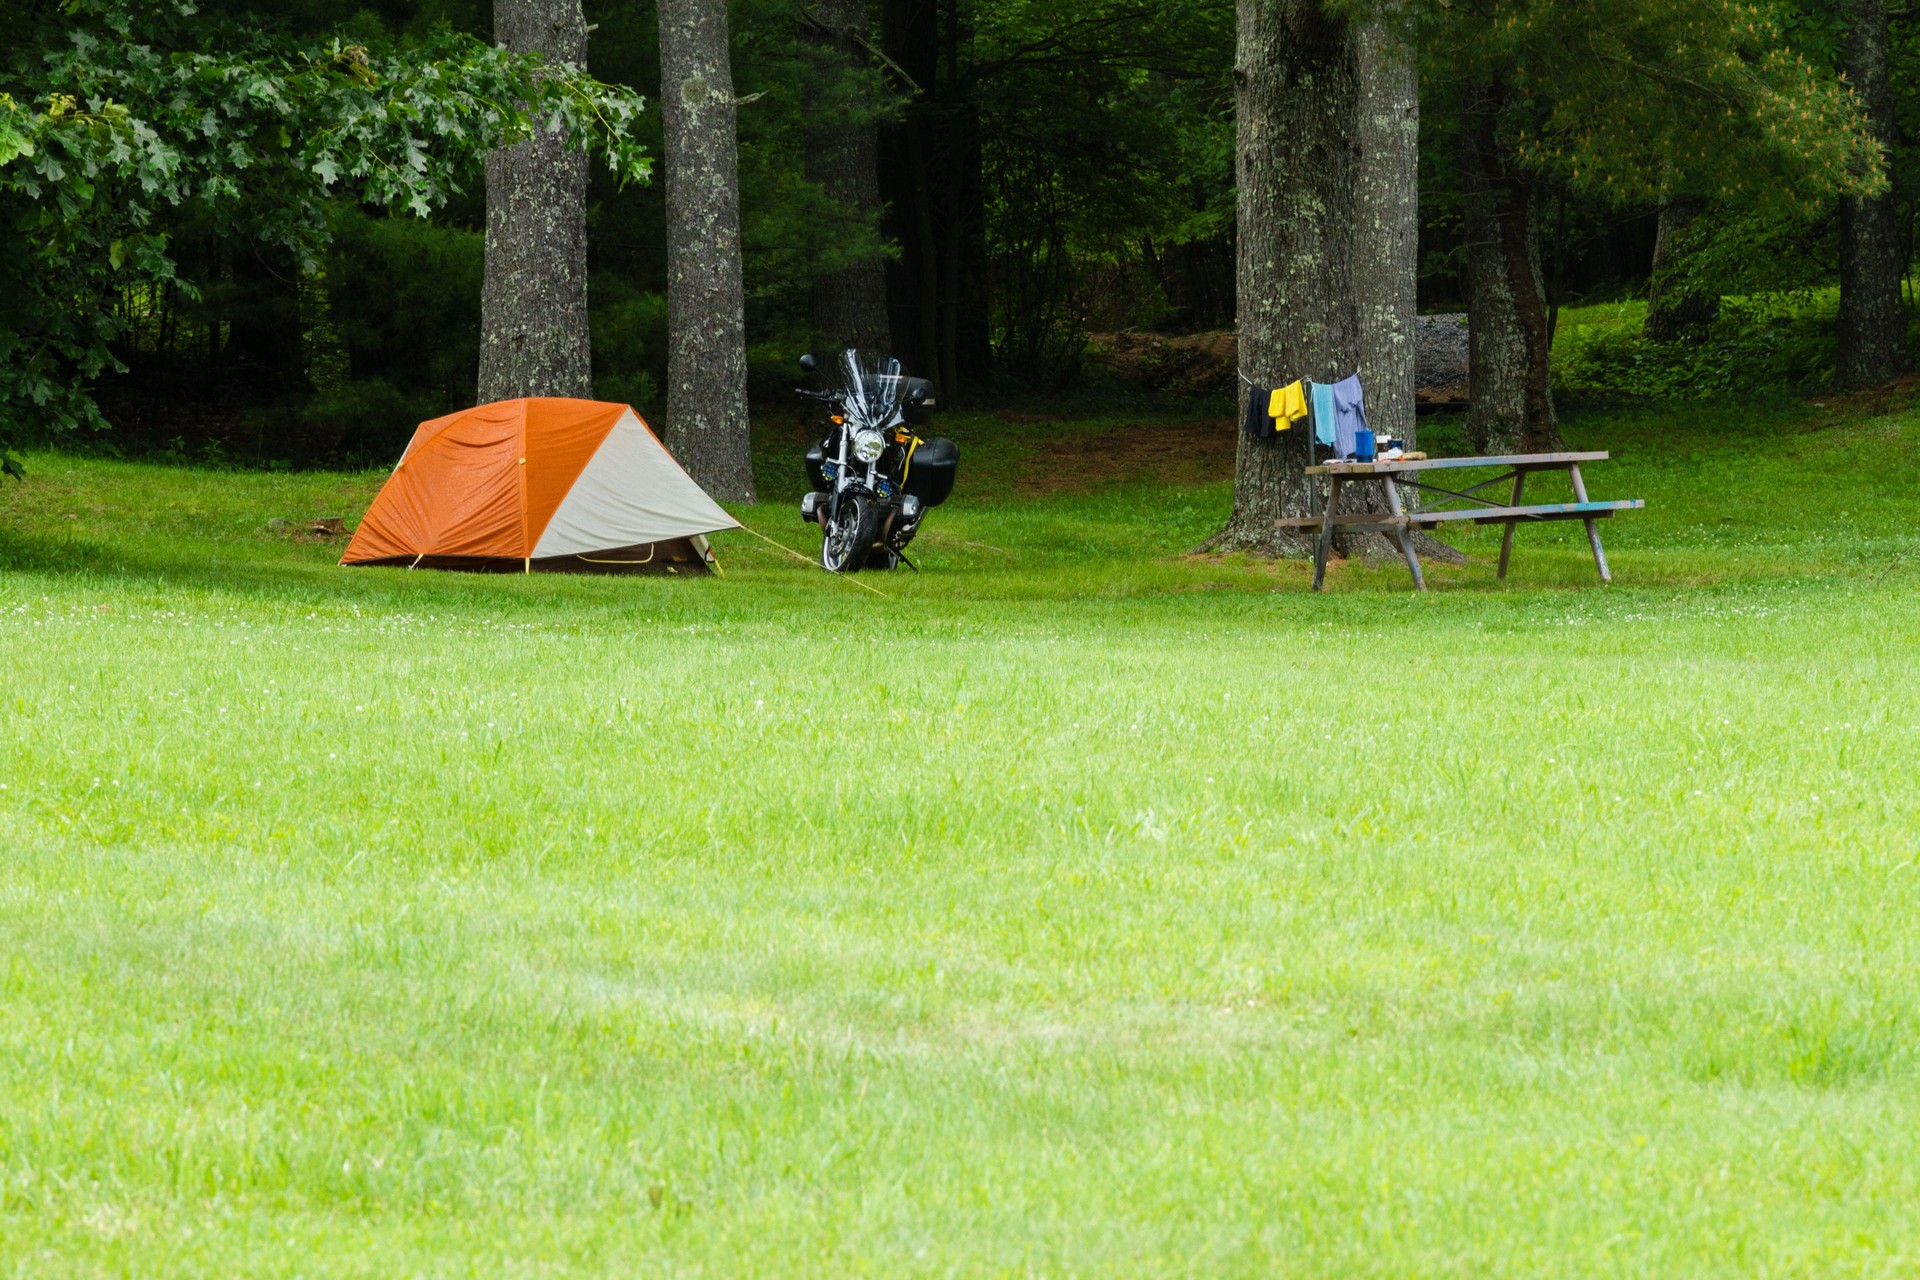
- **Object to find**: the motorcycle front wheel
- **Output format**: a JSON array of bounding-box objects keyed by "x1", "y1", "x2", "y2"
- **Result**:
[{"x1": 820, "y1": 492, "x2": 881, "y2": 573}]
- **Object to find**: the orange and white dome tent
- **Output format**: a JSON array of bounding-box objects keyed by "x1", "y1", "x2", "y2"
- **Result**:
[{"x1": 342, "y1": 398, "x2": 740, "y2": 575}]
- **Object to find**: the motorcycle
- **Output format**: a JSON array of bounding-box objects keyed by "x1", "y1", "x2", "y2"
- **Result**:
[{"x1": 797, "y1": 349, "x2": 959, "y2": 572}]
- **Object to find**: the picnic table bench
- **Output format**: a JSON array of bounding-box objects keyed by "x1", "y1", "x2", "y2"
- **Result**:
[{"x1": 1274, "y1": 452, "x2": 1643, "y2": 592}]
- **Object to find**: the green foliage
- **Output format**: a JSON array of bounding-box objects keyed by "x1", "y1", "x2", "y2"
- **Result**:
[
  {"x1": 1652, "y1": 202, "x2": 1840, "y2": 305},
  {"x1": 1553, "y1": 296, "x2": 1843, "y2": 396},
  {"x1": 297, "y1": 377, "x2": 426, "y2": 461},
  {"x1": 0, "y1": 0, "x2": 1907, "y2": 470},
  {"x1": 1417, "y1": 0, "x2": 1883, "y2": 209},
  {"x1": 975, "y1": 0, "x2": 1236, "y2": 380},
  {"x1": 0, "y1": 0, "x2": 651, "y2": 475},
  {"x1": 318, "y1": 206, "x2": 483, "y2": 456},
  {"x1": 589, "y1": 277, "x2": 668, "y2": 412}
]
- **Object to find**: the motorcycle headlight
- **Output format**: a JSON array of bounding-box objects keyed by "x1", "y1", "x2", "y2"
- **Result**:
[{"x1": 853, "y1": 430, "x2": 887, "y2": 463}]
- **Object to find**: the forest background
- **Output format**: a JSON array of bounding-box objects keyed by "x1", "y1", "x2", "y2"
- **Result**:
[{"x1": 2, "y1": 0, "x2": 1916, "y2": 472}]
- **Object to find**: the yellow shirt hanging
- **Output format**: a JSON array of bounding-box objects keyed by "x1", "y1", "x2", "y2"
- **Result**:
[{"x1": 1269, "y1": 380, "x2": 1309, "y2": 430}]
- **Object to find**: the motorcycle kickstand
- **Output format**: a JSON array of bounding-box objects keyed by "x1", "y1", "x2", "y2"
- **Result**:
[{"x1": 894, "y1": 550, "x2": 920, "y2": 572}]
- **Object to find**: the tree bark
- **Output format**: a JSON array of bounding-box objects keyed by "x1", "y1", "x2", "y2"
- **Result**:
[
  {"x1": 1355, "y1": 11, "x2": 1460, "y2": 564},
  {"x1": 1354, "y1": 9, "x2": 1417, "y2": 452},
  {"x1": 802, "y1": 0, "x2": 892, "y2": 358},
  {"x1": 1645, "y1": 197, "x2": 1718, "y2": 342},
  {"x1": 1212, "y1": 0, "x2": 1362, "y2": 556},
  {"x1": 478, "y1": 0, "x2": 593, "y2": 403},
  {"x1": 659, "y1": 0, "x2": 756, "y2": 502},
  {"x1": 1836, "y1": 0, "x2": 1911, "y2": 390},
  {"x1": 1461, "y1": 80, "x2": 1561, "y2": 455}
]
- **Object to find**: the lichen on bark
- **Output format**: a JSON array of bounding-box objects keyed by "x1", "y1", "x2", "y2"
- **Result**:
[
  {"x1": 1211, "y1": 0, "x2": 1363, "y2": 558},
  {"x1": 1215, "y1": 0, "x2": 1440, "y2": 563},
  {"x1": 659, "y1": 0, "x2": 756, "y2": 503},
  {"x1": 478, "y1": 0, "x2": 594, "y2": 404}
]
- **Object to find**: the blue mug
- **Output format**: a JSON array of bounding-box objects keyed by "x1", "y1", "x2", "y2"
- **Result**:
[{"x1": 1354, "y1": 429, "x2": 1376, "y2": 462}]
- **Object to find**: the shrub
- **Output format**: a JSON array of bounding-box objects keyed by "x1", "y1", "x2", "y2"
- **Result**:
[
  {"x1": 590, "y1": 281, "x2": 668, "y2": 412},
  {"x1": 1553, "y1": 296, "x2": 1839, "y2": 398}
]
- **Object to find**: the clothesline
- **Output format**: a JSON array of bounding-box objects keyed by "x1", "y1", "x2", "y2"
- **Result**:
[
  {"x1": 1235, "y1": 369, "x2": 1380, "y2": 522},
  {"x1": 1236, "y1": 367, "x2": 1361, "y2": 388},
  {"x1": 1242, "y1": 374, "x2": 1368, "y2": 452}
]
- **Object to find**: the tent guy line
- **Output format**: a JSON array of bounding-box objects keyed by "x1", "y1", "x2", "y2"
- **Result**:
[{"x1": 732, "y1": 522, "x2": 891, "y2": 598}]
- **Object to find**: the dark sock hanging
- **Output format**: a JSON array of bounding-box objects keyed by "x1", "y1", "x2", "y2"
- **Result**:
[{"x1": 1241, "y1": 382, "x2": 1273, "y2": 439}]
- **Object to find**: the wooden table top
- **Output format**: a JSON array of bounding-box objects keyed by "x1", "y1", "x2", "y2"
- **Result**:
[{"x1": 1305, "y1": 451, "x2": 1609, "y2": 476}]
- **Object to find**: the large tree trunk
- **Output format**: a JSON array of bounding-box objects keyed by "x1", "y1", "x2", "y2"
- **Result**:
[
  {"x1": 659, "y1": 0, "x2": 755, "y2": 502},
  {"x1": 1461, "y1": 81, "x2": 1561, "y2": 455},
  {"x1": 802, "y1": 0, "x2": 892, "y2": 357},
  {"x1": 1354, "y1": 10, "x2": 1460, "y2": 563},
  {"x1": 1212, "y1": 0, "x2": 1362, "y2": 556},
  {"x1": 1354, "y1": 9, "x2": 1417, "y2": 451},
  {"x1": 1645, "y1": 197, "x2": 1718, "y2": 342},
  {"x1": 1837, "y1": 0, "x2": 1911, "y2": 390},
  {"x1": 478, "y1": 0, "x2": 593, "y2": 403}
]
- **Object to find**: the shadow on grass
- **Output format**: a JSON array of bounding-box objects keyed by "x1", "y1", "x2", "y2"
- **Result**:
[{"x1": 0, "y1": 526, "x2": 753, "y2": 621}]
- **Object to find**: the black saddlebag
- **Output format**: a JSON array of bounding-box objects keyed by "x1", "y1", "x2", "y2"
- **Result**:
[{"x1": 903, "y1": 437, "x2": 958, "y2": 507}]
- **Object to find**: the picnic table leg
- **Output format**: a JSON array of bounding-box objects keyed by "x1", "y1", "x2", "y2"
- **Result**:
[
  {"x1": 1497, "y1": 469, "x2": 1526, "y2": 579},
  {"x1": 1568, "y1": 464, "x2": 1612, "y2": 584},
  {"x1": 1381, "y1": 474, "x2": 1426, "y2": 592},
  {"x1": 1312, "y1": 478, "x2": 1342, "y2": 591}
]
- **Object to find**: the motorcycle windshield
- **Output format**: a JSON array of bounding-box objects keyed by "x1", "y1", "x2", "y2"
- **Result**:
[{"x1": 840, "y1": 349, "x2": 904, "y2": 426}]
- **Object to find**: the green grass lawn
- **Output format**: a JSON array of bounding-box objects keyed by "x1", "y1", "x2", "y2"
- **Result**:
[{"x1": 4, "y1": 393, "x2": 1920, "y2": 1276}]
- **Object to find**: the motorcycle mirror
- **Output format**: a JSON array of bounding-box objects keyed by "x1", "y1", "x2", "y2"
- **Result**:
[{"x1": 798, "y1": 353, "x2": 817, "y2": 373}]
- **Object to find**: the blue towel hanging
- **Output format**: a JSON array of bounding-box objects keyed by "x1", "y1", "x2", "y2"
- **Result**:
[{"x1": 1309, "y1": 381, "x2": 1337, "y2": 448}]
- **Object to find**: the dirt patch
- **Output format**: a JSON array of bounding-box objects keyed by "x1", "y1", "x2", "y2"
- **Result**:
[
  {"x1": 263, "y1": 516, "x2": 353, "y2": 545},
  {"x1": 1014, "y1": 419, "x2": 1237, "y2": 496},
  {"x1": 1804, "y1": 373, "x2": 1920, "y2": 425}
]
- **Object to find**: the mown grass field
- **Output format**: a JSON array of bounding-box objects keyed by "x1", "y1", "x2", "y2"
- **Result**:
[{"x1": 4, "y1": 391, "x2": 1920, "y2": 1276}]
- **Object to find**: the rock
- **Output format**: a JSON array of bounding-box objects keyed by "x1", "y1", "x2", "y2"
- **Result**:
[
  {"x1": 1416, "y1": 313, "x2": 1470, "y2": 390},
  {"x1": 266, "y1": 518, "x2": 290, "y2": 533},
  {"x1": 310, "y1": 518, "x2": 345, "y2": 537}
]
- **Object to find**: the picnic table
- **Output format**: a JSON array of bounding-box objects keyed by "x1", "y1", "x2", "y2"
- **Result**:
[{"x1": 1276, "y1": 452, "x2": 1643, "y2": 592}]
